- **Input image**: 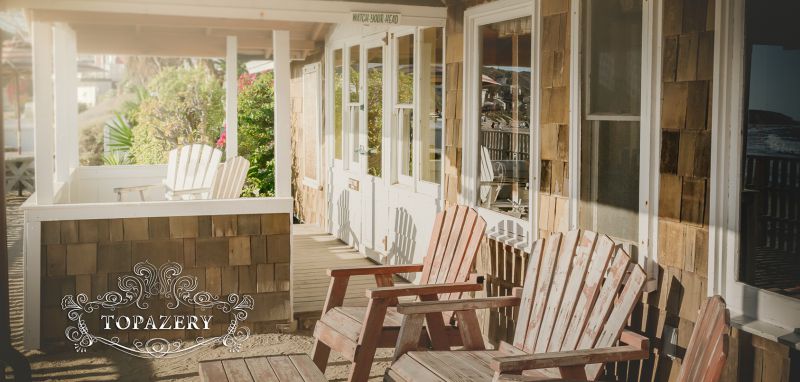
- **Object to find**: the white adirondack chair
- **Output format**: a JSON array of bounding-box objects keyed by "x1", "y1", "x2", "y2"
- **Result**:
[
  {"x1": 114, "y1": 144, "x2": 223, "y2": 201},
  {"x1": 210, "y1": 156, "x2": 250, "y2": 199},
  {"x1": 480, "y1": 145, "x2": 503, "y2": 207}
]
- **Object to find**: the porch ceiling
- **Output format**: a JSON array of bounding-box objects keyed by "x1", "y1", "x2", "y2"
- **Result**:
[{"x1": 28, "y1": 10, "x2": 330, "y2": 59}]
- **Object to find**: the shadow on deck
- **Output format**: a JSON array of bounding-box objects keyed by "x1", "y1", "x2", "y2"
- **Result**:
[{"x1": 292, "y1": 224, "x2": 408, "y2": 329}]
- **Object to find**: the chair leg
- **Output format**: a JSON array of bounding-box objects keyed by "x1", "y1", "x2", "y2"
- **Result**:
[
  {"x1": 348, "y1": 349, "x2": 378, "y2": 382},
  {"x1": 347, "y1": 298, "x2": 389, "y2": 382},
  {"x1": 311, "y1": 338, "x2": 332, "y2": 373}
]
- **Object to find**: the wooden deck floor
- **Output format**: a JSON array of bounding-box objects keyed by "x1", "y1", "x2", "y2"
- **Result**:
[{"x1": 292, "y1": 224, "x2": 407, "y2": 322}]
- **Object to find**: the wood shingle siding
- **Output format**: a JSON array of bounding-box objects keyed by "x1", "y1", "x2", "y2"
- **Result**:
[{"x1": 39, "y1": 213, "x2": 292, "y2": 347}]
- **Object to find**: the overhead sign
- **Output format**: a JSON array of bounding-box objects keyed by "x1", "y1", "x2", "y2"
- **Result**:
[{"x1": 351, "y1": 11, "x2": 401, "y2": 25}]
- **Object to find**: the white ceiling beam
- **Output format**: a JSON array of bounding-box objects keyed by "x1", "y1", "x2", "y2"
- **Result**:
[{"x1": 13, "y1": 0, "x2": 447, "y2": 27}]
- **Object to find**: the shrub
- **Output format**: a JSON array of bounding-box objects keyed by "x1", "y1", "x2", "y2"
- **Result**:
[
  {"x1": 129, "y1": 67, "x2": 224, "y2": 164},
  {"x1": 237, "y1": 71, "x2": 275, "y2": 197}
]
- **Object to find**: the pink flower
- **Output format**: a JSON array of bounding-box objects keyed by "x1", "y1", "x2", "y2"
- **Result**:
[{"x1": 216, "y1": 130, "x2": 226, "y2": 148}]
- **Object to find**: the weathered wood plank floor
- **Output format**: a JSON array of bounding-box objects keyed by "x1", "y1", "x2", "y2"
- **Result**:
[{"x1": 292, "y1": 224, "x2": 408, "y2": 322}]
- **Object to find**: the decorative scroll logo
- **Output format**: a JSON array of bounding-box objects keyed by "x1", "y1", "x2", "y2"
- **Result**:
[{"x1": 61, "y1": 261, "x2": 254, "y2": 358}]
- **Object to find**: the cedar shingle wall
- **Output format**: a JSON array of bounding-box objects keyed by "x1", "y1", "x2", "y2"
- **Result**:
[{"x1": 40, "y1": 213, "x2": 291, "y2": 347}]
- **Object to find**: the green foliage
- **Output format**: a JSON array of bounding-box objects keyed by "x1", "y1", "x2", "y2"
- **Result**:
[
  {"x1": 129, "y1": 66, "x2": 224, "y2": 164},
  {"x1": 102, "y1": 112, "x2": 135, "y2": 165},
  {"x1": 237, "y1": 72, "x2": 275, "y2": 197}
]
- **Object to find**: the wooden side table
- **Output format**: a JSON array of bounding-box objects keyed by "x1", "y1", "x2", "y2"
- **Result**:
[{"x1": 199, "y1": 354, "x2": 326, "y2": 382}]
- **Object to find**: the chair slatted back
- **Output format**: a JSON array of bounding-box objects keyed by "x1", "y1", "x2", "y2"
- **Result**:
[
  {"x1": 512, "y1": 230, "x2": 647, "y2": 380},
  {"x1": 418, "y1": 205, "x2": 486, "y2": 301},
  {"x1": 165, "y1": 144, "x2": 222, "y2": 198},
  {"x1": 677, "y1": 296, "x2": 730, "y2": 382},
  {"x1": 211, "y1": 156, "x2": 250, "y2": 199}
]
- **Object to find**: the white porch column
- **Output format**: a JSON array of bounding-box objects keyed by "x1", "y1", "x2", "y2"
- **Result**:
[
  {"x1": 273, "y1": 30, "x2": 291, "y2": 198},
  {"x1": 53, "y1": 23, "x2": 79, "y2": 182},
  {"x1": 225, "y1": 35, "x2": 238, "y2": 158},
  {"x1": 32, "y1": 21, "x2": 55, "y2": 204}
]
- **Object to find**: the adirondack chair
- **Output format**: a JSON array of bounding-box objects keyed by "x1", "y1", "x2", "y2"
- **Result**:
[
  {"x1": 210, "y1": 156, "x2": 250, "y2": 199},
  {"x1": 312, "y1": 205, "x2": 487, "y2": 382},
  {"x1": 675, "y1": 296, "x2": 730, "y2": 382},
  {"x1": 114, "y1": 144, "x2": 222, "y2": 201},
  {"x1": 480, "y1": 146, "x2": 502, "y2": 207},
  {"x1": 386, "y1": 230, "x2": 650, "y2": 381}
]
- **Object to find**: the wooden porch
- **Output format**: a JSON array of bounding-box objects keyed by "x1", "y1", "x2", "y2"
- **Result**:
[{"x1": 291, "y1": 224, "x2": 409, "y2": 327}]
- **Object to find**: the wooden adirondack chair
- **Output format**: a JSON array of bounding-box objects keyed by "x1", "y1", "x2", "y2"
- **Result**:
[
  {"x1": 312, "y1": 205, "x2": 487, "y2": 382},
  {"x1": 386, "y1": 230, "x2": 650, "y2": 381},
  {"x1": 210, "y1": 156, "x2": 250, "y2": 199},
  {"x1": 675, "y1": 296, "x2": 730, "y2": 382}
]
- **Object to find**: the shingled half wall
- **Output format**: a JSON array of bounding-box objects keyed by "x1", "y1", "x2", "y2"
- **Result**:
[{"x1": 40, "y1": 213, "x2": 291, "y2": 347}]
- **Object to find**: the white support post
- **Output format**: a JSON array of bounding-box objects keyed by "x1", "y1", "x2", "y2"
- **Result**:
[
  {"x1": 23, "y1": 219, "x2": 41, "y2": 349},
  {"x1": 273, "y1": 30, "x2": 291, "y2": 198},
  {"x1": 32, "y1": 21, "x2": 55, "y2": 204},
  {"x1": 53, "y1": 23, "x2": 79, "y2": 183},
  {"x1": 225, "y1": 35, "x2": 238, "y2": 158}
]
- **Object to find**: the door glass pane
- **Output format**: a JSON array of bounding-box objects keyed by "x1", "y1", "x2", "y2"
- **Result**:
[
  {"x1": 420, "y1": 27, "x2": 443, "y2": 184},
  {"x1": 349, "y1": 45, "x2": 360, "y2": 103},
  {"x1": 334, "y1": 49, "x2": 343, "y2": 160},
  {"x1": 478, "y1": 16, "x2": 532, "y2": 219},
  {"x1": 740, "y1": 0, "x2": 800, "y2": 299},
  {"x1": 367, "y1": 46, "x2": 383, "y2": 177},
  {"x1": 578, "y1": 0, "x2": 641, "y2": 242},
  {"x1": 397, "y1": 35, "x2": 414, "y2": 105},
  {"x1": 587, "y1": 0, "x2": 642, "y2": 116},
  {"x1": 350, "y1": 106, "x2": 360, "y2": 164},
  {"x1": 578, "y1": 121, "x2": 640, "y2": 240},
  {"x1": 400, "y1": 109, "x2": 414, "y2": 177}
]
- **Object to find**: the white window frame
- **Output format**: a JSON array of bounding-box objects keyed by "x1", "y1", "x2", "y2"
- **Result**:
[
  {"x1": 302, "y1": 62, "x2": 323, "y2": 188},
  {"x1": 462, "y1": 0, "x2": 539, "y2": 241},
  {"x1": 569, "y1": 0, "x2": 660, "y2": 291},
  {"x1": 390, "y1": 27, "x2": 446, "y2": 197},
  {"x1": 416, "y1": 27, "x2": 446, "y2": 197},
  {"x1": 709, "y1": 0, "x2": 800, "y2": 335}
]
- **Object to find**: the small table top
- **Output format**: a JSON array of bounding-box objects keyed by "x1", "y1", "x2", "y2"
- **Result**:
[{"x1": 199, "y1": 354, "x2": 326, "y2": 382}]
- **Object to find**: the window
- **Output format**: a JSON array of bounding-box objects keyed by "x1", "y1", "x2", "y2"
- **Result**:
[
  {"x1": 739, "y1": 0, "x2": 800, "y2": 301},
  {"x1": 710, "y1": 0, "x2": 800, "y2": 332},
  {"x1": 348, "y1": 45, "x2": 361, "y2": 166},
  {"x1": 333, "y1": 49, "x2": 343, "y2": 160},
  {"x1": 578, "y1": 0, "x2": 642, "y2": 241},
  {"x1": 478, "y1": 16, "x2": 532, "y2": 220},
  {"x1": 396, "y1": 34, "x2": 414, "y2": 181},
  {"x1": 420, "y1": 27, "x2": 443, "y2": 184},
  {"x1": 366, "y1": 46, "x2": 383, "y2": 177},
  {"x1": 302, "y1": 63, "x2": 321, "y2": 183}
]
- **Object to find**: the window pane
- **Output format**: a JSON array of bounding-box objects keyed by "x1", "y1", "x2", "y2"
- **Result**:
[
  {"x1": 400, "y1": 109, "x2": 414, "y2": 177},
  {"x1": 578, "y1": 121, "x2": 639, "y2": 240},
  {"x1": 420, "y1": 27, "x2": 443, "y2": 184},
  {"x1": 587, "y1": 0, "x2": 642, "y2": 116},
  {"x1": 349, "y1": 45, "x2": 360, "y2": 103},
  {"x1": 397, "y1": 35, "x2": 414, "y2": 105},
  {"x1": 578, "y1": 0, "x2": 641, "y2": 242},
  {"x1": 740, "y1": 0, "x2": 800, "y2": 299},
  {"x1": 478, "y1": 17, "x2": 532, "y2": 220},
  {"x1": 367, "y1": 46, "x2": 383, "y2": 177},
  {"x1": 303, "y1": 66, "x2": 319, "y2": 179},
  {"x1": 334, "y1": 49, "x2": 343, "y2": 160}
]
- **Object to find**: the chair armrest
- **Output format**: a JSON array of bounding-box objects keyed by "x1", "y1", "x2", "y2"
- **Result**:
[
  {"x1": 367, "y1": 282, "x2": 483, "y2": 299},
  {"x1": 326, "y1": 264, "x2": 424, "y2": 277},
  {"x1": 113, "y1": 184, "x2": 160, "y2": 193},
  {"x1": 490, "y1": 330, "x2": 649, "y2": 373},
  {"x1": 170, "y1": 187, "x2": 211, "y2": 197},
  {"x1": 396, "y1": 296, "x2": 520, "y2": 314}
]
